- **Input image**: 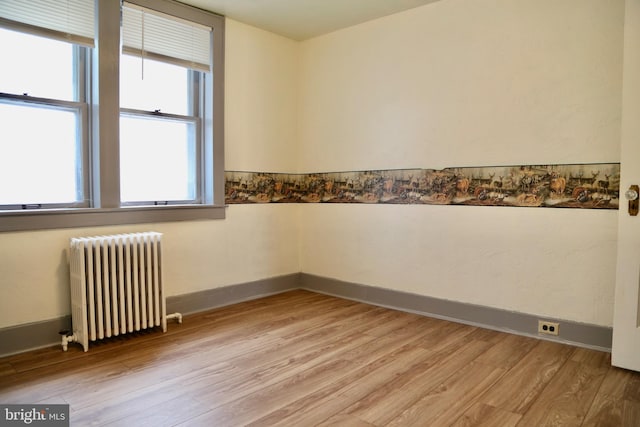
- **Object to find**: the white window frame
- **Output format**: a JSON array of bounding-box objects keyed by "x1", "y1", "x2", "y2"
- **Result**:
[
  {"x1": 0, "y1": 30, "x2": 90, "y2": 210},
  {"x1": 118, "y1": 59, "x2": 203, "y2": 207},
  {"x1": 0, "y1": 42, "x2": 90, "y2": 209},
  {"x1": 0, "y1": 0, "x2": 225, "y2": 232}
]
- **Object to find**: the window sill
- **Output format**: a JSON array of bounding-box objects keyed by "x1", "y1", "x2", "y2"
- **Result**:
[{"x1": 0, "y1": 204, "x2": 226, "y2": 232}]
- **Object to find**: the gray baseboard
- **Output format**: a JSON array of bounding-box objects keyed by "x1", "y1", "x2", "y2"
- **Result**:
[
  {"x1": 166, "y1": 273, "x2": 301, "y2": 315},
  {"x1": 0, "y1": 316, "x2": 72, "y2": 358},
  {"x1": 0, "y1": 272, "x2": 612, "y2": 357},
  {"x1": 0, "y1": 274, "x2": 301, "y2": 357},
  {"x1": 299, "y1": 273, "x2": 612, "y2": 352}
]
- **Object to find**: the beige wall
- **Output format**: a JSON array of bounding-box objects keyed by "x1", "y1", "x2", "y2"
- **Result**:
[
  {"x1": 297, "y1": 0, "x2": 624, "y2": 326},
  {"x1": 0, "y1": 19, "x2": 301, "y2": 329},
  {"x1": 298, "y1": 0, "x2": 622, "y2": 171},
  {"x1": 0, "y1": 0, "x2": 626, "y2": 331},
  {"x1": 225, "y1": 20, "x2": 300, "y2": 172}
]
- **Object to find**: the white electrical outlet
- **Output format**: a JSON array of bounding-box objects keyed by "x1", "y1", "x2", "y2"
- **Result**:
[{"x1": 538, "y1": 320, "x2": 559, "y2": 336}]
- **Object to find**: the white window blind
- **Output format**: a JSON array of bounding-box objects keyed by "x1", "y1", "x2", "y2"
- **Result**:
[
  {"x1": 0, "y1": 0, "x2": 94, "y2": 46},
  {"x1": 122, "y1": 3, "x2": 212, "y2": 72}
]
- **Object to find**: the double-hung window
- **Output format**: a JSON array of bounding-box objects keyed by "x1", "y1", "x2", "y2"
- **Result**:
[
  {"x1": 0, "y1": 0, "x2": 93, "y2": 210},
  {"x1": 0, "y1": 0, "x2": 225, "y2": 231},
  {"x1": 120, "y1": 3, "x2": 211, "y2": 206}
]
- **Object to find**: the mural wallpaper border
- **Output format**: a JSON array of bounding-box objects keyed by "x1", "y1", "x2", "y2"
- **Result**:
[{"x1": 225, "y1": 163, "x2": 620, "y2": 210}]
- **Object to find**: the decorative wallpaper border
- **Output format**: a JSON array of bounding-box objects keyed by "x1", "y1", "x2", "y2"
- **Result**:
[{"x1": 225, "y1": 163, "x2": 620, "y2": 209}]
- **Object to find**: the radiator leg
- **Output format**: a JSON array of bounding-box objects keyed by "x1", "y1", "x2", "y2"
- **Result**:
[{"x1": 166, "y1": 312, "x2": 183, "y2": 324}]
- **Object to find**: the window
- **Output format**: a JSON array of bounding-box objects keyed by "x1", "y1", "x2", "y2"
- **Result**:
[
  {"x1": 0, "y1": 18, "x2": 90, "y2": 210},
  {"x1": 120, "y1": 111, "x2": 199, "y2": 204},
  {"x1": 119, "y1": 46, "x2": 201, "y2": 206},
  {"x1": 0, "y1": 0, "x2": 225, "y2": 231}
]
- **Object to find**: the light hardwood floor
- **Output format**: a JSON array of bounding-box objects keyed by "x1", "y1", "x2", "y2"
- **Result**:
[{"x1": 1, "y1": 290, "x2": 639, "y2": 426}]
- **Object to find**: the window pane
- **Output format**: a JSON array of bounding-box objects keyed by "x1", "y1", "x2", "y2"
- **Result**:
[
  {"x1": 0, "y1": 103, "x2": 81, "y2": 205},
  {"x1": 0, "y1": 28, "x2": 75, "y2": 101},
  {"x1": 120, "y1": 116, "x2": 196, "y2": 203},
  {"x1": 120, "y1": 55, "x2": 189, "y2": 115}
]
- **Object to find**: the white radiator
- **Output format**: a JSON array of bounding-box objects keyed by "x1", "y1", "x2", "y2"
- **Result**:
[{"x1": 65, "y1": 232, "x2": 180, "y2": 352}]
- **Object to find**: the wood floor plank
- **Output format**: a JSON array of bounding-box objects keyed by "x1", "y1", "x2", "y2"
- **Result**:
[
  {"x1": 183, "y1": 334, "x2": 377, "y2": 410},
  {"x1": 179, "y1": 339, "x2": 398, "y2": 425},
  {"x1": 314, "y1": 414, "x2": 376, "y2": 427},
  {"x1": 599, "y1": 366, "x2": 634, "y2": 397},
  {"x1": 0, "y1": 362, "x2": 14, "y2": 376},
  {"x1": 478, "y1": 340, "x2": 575, "y2": 414},
  {"x1": 1, "y1": 290, "x2": 639, "y2": 427},
  {"x1": 71, "y1": 326, "x2": 375, "y2": 421},
  {"x1": 622, "y1": 399, "x2": 640, "y2": 426},
  {"x1": 343, "y1": 338, "x2": 493, "y2": 425},
  {"x1": 0, "y1": 354, "x2": 135, "y2": 404},
  {"x1": 473, "y1": 333, "x2": 539, "y2": 369},
  {"x1": 359, "y1": 309, "x2": 426, "y2": 337},
  {"x1": 449, "y1": 402, "x2": 522, "y2": 427},
  {"x1": 246, "y1": 343, "x2": 433, "y2": 427},
  {"x1": 385, "y1": 361, "x2": 506, "y2": 427},
  {"x1": 515, "y1": 359, "x2": 607, "y2": 426},
  {"x1": 73, "y1": 382, "x2": 213, "y2": 426},
  {"x1": 624, "y1": 371, "x2": 640, "y2": 402},
  {"x1": 469, "y1": 327, "x2": 510, "y2": 344},
  {"x1": 581, "y1": 393, "x2": 627, "y2": 427},
  {"x1": 582, "y1": 365, "x2": 640, "y2": 427},
  {"x1": 245, "y1": 317, "x2": 456, "y2": 426},
  {"x1": 178, "y1": 305, "x2": 407, "y2": 404}
]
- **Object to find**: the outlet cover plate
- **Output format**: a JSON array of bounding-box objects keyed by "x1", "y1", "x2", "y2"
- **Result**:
[{"x1": 538, "y1": 320, "x2": 560, "y2": 336}]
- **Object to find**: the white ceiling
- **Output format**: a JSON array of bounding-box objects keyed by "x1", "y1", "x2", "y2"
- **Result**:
[{"x1": 178, "y1": 0, "x2": 440, "y2": 41}]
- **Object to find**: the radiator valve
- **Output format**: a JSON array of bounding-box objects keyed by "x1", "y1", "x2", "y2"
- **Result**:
[
  {"x1": 59, "y1": 330, "x2": 77, "y2": 352},
  {"x1": 166, "y1": 312, "x2": 183, "y2": 324}
]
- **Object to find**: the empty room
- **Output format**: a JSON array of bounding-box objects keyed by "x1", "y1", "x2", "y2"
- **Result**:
[{"x1": 1, "y1": 0, "x2": 640, "y2": 425}]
